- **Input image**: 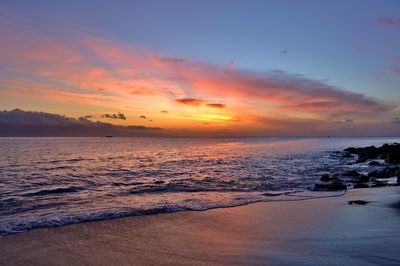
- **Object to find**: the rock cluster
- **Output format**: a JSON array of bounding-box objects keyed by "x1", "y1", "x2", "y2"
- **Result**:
[
  {"x1": 344, "y1": 143, "x2": 400, "y2": 164},
  {"x1": 313, "y1": 143, "x2": 400, "y2": 191}
]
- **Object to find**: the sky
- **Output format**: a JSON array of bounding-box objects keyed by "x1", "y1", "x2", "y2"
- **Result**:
[{"x1": 0, "y1": 0, "x2": 399, "y2": 136}]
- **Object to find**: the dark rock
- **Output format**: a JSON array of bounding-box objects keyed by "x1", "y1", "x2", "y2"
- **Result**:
[
  {"x1": 353, "y1": 174, "x2": 369, "y2": 183},
  {"x1": 314, "y1": 181, "x2": 347, "y2": 191},
  {"x1": 381, "y1": 167, "x2": 400, "y2": 178},
  {"x1": 344, "y1": 147, "x2": 359, "y2": 153},
  {"x1": 368, "y1": 161, "x2": 382, "y2": 166},
  {"x1": 320, "y1": 175, "x2": 331, "y2": 182},
  {"x1": 263, "y1": 192, "x2": 282, "y2": 196},
  {"x1": 343, "y1": 153, "x2": 353, "y2": 158},
  {"x1": 344, "y1": 143, "x2": 400, "y2": 164},
  {"x1": 348, "y1": 200, "x2": 368, "y2": 205},
  {"x1": 356, "y1": 158, "x2": 367, "y2": 163},
  {"x1": 384, "y1": 151, "x2": 400, "y2": 164},
  {"x1": 367, "y1": 167, "x2": 400, "y2": 179},
  {"x1": 368, "y1": 170, "x2": 380, "y2": 178},
  {"x1": 353, "y1": 183, "x2": 369, "y2": 189},
  {"x1": 371, "y1": 181, "x2": 387, "y2": 188},
  {"x1": 343, "y1": 170, "x2": 360, "y2": 178}
]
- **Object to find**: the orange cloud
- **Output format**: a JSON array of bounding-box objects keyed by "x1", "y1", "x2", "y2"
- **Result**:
[
  {"x1": 175, "y1": 98, "x2": 204, "y2": 106},
  {"x1": 206, "y1": 103, "x2": 226, "y2": 109},
  {"x1": 0, "y1": 17, "x2": 395, "y2": 136}
]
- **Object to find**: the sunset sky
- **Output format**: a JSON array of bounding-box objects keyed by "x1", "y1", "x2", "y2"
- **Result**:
[{"x1": 1, "y1": 0, "x2": 400, "y2": 136}]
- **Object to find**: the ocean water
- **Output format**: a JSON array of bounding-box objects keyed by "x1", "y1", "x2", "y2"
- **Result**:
[{"x1": 1, "y1": 137, "x2": 399, "y2": 235}]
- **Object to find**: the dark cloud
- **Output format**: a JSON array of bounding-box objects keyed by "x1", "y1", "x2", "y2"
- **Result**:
[
  {"x1": 175, "y1": 98, "x2": 204, "y2": 106},
  {"x1": 206, "y1": 103, "x2": 226, "y2": 109},
  {"x1": 0, "y1": 109, "x2": 163, "y2": 137},
  {"x1": 126, "y1": 125, "x2": 161, "y2": 130},
  {"x1": 79, "y1": 115, "x2": 92, "y2": 121},
  {"x1": 334, "y1": 118, "x2": 353, "y2": 124},
  {"x1": 391, "y1": 117, "x2": 400, "y2": 124},
  {"x1": 140, "y1": 115, "x2": 146, "y2": 119},
  {"x1": 101, "y1": 112, "x2": 126, "y2": 120},
  {"x1": 176, "y1": 99, "x2": 226, "y2": 109},
  {"x1": 161, "y1": 110, "x2": 169, "y2": 113}
]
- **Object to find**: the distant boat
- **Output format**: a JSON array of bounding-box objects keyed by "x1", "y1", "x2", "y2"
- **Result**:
[{"x1": 105, "y1": 135, "x2": 114, "y2": 138}]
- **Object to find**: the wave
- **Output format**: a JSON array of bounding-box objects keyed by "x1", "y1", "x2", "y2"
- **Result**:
[
  {"x1": 0, "y1": 189, "x2": 344, "y2": 236},
  {"x1": 21, "y1": 186, "x2": 84, "y2": 197}
]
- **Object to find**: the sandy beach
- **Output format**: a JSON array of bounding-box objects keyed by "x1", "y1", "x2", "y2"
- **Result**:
[{"x1": 1, "y1": 187, "x2": 399, "y2": 266}]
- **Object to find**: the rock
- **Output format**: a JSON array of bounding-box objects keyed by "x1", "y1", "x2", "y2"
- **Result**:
[
  {"x1": 320, "y1": 175, "x2": 331, "y2": 182},
  {"x1": 343, "y1": 153, "x2": 353, "y2": 158},
  {"x1": 384, "y1": 151, "x2": 400, "y2": 164},
  {"x1": 381, "y1": 167, "x2": 400, "y2": 178},
  {"x1": 344, "y1": 143, "x2": 400, "y2": 164},
  {"x1": 368, "y1": 170, "x2": 380, "y2": 178},
  {"x1": 353, "y1": 146, "x2": 379, "y2": 163},
  {"x1": 353, "y1": 183, "x2": 369, "y2": 189},
  {"x1": 353, "y1": 174, "x2": 369, "y2": 183},
  {"x1": 368, "y1": 161, "x2": 382, "y2": 166},
  {"x1": 356, "y1": 158, "x2": 367, "y2": 163},
  {"x1": 343, "y1": 170, "x2": 360, "y2": 177},
  {"x1": 344, "y1": 147, "x2": 359, "y2": 153},
  {"x1": 348, "y1": 200, "x2": 368, "y2": 205},
  {"x1": 314, "y1": 181, "x2": 347, "y2": 191},
  {"x1": 371, "y1": 181, "x2": 387, "y2": 188},
  {"x1": 367, "y1": 167, "x2": 400, "y2": 178}
]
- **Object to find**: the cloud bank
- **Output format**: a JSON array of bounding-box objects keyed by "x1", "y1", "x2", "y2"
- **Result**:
[{"x1": 0, "y1": 109, "x2": 163, "y2": 137}]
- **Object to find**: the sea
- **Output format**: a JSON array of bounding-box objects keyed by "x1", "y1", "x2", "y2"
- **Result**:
[{"x1": 1, "y1": 137, "x2": 399, "y2": 235}]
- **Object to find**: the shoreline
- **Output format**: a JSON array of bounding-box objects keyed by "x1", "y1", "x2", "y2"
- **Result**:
[
  {"x1": 1, "y1": 187, "x2": 399, "y2": 265},
  {"x1": 0, "y1": 189, "x2": 347, "y2": 237}
]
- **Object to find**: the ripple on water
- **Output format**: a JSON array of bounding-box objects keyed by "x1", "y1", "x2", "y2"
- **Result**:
[{"x1": 0, "y1": 136, "x2": 399, "y2": 235}]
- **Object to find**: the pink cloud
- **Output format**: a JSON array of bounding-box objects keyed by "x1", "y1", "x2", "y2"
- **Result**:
[
  {"x1": 0, "y1": 18, "x2": 391, "y2": 125},
  {"x1": 375, "y1": 17, "x2": 400, "y2": 27}
]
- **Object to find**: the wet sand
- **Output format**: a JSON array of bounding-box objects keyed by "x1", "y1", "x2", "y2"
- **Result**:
[{"x1": 1, "y1": 187, "x2": 399, "y2": 265}]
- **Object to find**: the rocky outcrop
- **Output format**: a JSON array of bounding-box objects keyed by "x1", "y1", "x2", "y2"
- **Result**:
[
  {"x1": 314, "y1": 180, "x2": 347, "y2": 191},
  {"x1": 313, "y1": 144, "x2": 400, "y2": 191},
  {"x1": 344, "y1": 143, "x2": 400, "y2": 164}
]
